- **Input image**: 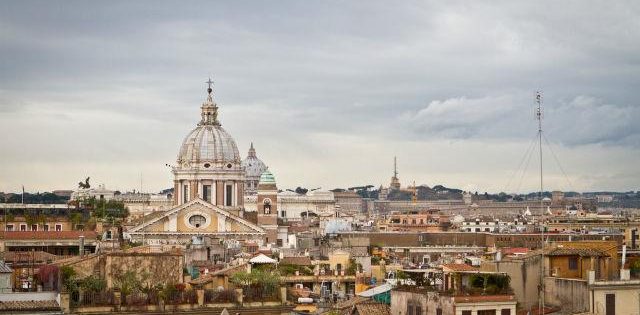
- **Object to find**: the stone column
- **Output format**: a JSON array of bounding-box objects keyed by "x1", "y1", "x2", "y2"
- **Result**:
[
  {"x1": 59, "y1": 292, "x2": 70, "y2": 314},
  {"x1": 235, "y1": 288, "x2": 243, "y2": 305},
  {"x1": 173, "y1": 180, "x2": 180, "y2": 205},
  {"x1": 280, "y1": 286, "x2": 287, "y2": 305},
  {"x1": 190, "y1": 180, "x2": 199, "y2": 199},
  {"x1": 113, "y1": 289, "x2": 122, "y2": 312},
  {"x1": 197, "y1": 289, "x2": 205, "y2": 306}
]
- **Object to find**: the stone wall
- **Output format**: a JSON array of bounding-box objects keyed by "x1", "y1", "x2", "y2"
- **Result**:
[
  {"x1": 60, "y1": 252, "x2": 184, "y2": 288},
  {"x1": 481, "y1": 253, "x2": 541, "y2": 310},
  {"x1": 544, "y1": 277, "x2": 589, "y2": 313}
]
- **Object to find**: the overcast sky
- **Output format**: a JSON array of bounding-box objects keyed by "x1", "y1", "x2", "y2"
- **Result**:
[{"x1": 0, "y1": 1, "x2": 638, "y2": 194}]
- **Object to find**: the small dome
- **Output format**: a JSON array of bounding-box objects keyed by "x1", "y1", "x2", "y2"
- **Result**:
[
  {"x1": 178, "y1": 125, "x2": 240, "y2": 165},
  {"x1": 242, "y1": 143, "x2": 267, "y2": 179}
]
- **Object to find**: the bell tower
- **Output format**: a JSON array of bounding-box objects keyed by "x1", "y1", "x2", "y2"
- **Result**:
[{"x1": 256, "y1": 170, "x2": 278, "y2": 245}]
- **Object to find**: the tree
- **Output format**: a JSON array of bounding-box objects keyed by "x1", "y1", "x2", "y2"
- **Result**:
[{"x1": 114, "y1": 271, "x2": 142, "y2": 295}]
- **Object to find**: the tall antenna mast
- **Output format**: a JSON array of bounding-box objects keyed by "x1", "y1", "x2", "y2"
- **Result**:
[
  {"x1": 394, "y1": 156, "x2": 398, "y2": 178},
  {"x1": 535, "y1": 90, "x2": 545, "y2": 312}
]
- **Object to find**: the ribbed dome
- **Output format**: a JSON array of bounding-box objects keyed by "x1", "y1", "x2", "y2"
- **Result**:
[
  {"x1": 177, "y1": 125, "x2": 240, "y2": 165},
  {"x1": 242, "y1": 143, "x2": 268, "y2": 179}
]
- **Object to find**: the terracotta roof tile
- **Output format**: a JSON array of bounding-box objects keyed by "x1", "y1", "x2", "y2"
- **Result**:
[
  {"x1": 2, "y1": 251, "x2": 66, "y2": 263},
  {"x1": 441, "y1": 264, "x2": 479, "y2": 272},
  {"x1": 0, "y1": 300, "x2": 60, "y2": 311},
  {"x1": 355, "y1": 302, "x2": 391, "y2": 315},
  {"x1": 546, "y1": 248, "x2": 608, "y2": 257}
]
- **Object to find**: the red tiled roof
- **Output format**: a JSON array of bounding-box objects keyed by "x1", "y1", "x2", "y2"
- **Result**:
[
  {"x1": 546, "y1": 247, "x2": 608, "y2": 257},
  {"x1": 2, "y1": 251, "x2": 67, "y2": 263},
  {"x1": 0, "y1": 300, "x2": 60, "y2": 311},
  {"x1": 355, "y1": 302, "x2": 391, "y2": 315},
  {"x1": 0, "y1": 231, "x2": 97, "y2": 240},
  {"x1": 441, "y1": 264, "x2": 479, "y2": 272},
  {"x1": 454, "y1": 295, "x2": 515, "y2": 303}
]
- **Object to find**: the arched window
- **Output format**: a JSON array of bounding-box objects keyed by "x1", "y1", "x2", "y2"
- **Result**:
[{"x1": 263, "y1": 198, "x2": 272, "y2": 214}]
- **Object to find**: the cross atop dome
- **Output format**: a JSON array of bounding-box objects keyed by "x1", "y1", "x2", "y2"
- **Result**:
[
  {"x1": 199, "y1": 77, "x2": 219, "y2": 126},
  {"x1": 206, "y1": 77, "x2": 214, "y2": 95}
]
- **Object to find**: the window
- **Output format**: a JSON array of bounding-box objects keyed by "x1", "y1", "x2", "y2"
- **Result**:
[
  {"x1": 501, "y1": 309, "x2": 512, "y2": 315},
  {"x1": 281, "y1": 211, "x2": 286, "y2": 218},
  {"x1": 31, "y1": 224, "x2": 38, "y2": 231},
  {"x1": 477, "y1": 310, "x2": 496, "y2": 315},
  {"x1": 412, "y1": 219, "x2": 416, "y2": 224},
  {"x1": 43, "y1": 225, "x2": 49, "y2": 231},
  {"x1": 106, "y1": 230, "x2": 112, "y2": 240},
  {"x1": 462, "y1": 311, "x2": 472, "y2": 315},
  {"x1": 203, "y1": 185, "x2": 211, "y2": 202},
  {"x1": 436, "y1": 309, "x2": 442, "y2": 315},
  {"x1": 605, "y1": 293, "x2": 615, "y2": 315},
  {"x1": 225, "y1": 184, "x2": 233, "y2": 206},
  {"x1": 276, "y1": 239, "x2": 283, "y2": 247},
  {"x1": 5, "y1": 225, "x2": 13, "y2": 231},
  {"x1": 407, "y1": 304, "x2": 414, "y2": 315},
  {"x1": 568, "y1": 257, "x2": 578, "y2": 270},
  {"x1": 263, "y1": 198, "x2": 271, "y2": 214},
  {"x1": 20, "y1": 224, "x2": 27, "y2": 231},
  {"x1": 55, "y1": 224, "x2": 62, "y2": 231},
  {"x1": 189, "y1": 215, "x2": 206, "y2": 228}
]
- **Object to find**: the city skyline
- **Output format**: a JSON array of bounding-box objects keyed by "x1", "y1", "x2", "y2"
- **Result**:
[{"x1": 1, "y1": 1, "x2": 639, "y2": 193}]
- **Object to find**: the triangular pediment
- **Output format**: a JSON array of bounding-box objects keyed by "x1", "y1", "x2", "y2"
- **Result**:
[{"x1": 130, "y1": 198, "x2": 264, "y2": 234}]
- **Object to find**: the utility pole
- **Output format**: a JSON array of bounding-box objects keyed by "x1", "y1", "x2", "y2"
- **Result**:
[{"x1": 535, "y1": 91, "x2": 545, "y2": 313}]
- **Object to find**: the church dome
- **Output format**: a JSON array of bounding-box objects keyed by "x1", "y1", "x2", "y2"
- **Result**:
[
  {"x1": 178, "y1": 125, "x2": 240, "y2": 165},
  {"x1": 242, "y1": 143, "x2": 268, "y2": 179},
  {"x1": 176, "y1": 81, "x2": 240, "y2": 167}
]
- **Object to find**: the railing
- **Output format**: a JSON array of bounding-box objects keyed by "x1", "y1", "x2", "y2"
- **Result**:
[
  {"x1": 71, "y1": 290, "x2": 114, "y2": 306},
  {"x1": 165, "y1": 290, "x2": 197, "y2": 305},
  {"x1": 204, "y1": 289, "x2": 236, "y2": 303},
  {"x1": 243, "y1": 286, "x2": 279, "y2": 302},
  {"x1": 122, "y1": 291, "x2": 159, "y2": 306}
]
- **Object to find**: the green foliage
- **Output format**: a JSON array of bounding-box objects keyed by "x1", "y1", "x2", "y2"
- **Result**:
[
  {"x1": 61, "y1": 266, "x2": 78, "y2": 292},
  {"x1": 630, "y1": 260, "x2": 640, "y2": 276},
  {"x1": 2, "y1": 192, "x2": 69, "y2": 204},
  {"x1": 346, "y1": 259, "x2": 360, "y2": 275},
  {"x1": 229, "y1": 271, "x2": 253, "y2": 287},
  {"x1": 468, "y1": 274, "x2": 511, "y2": 295},
  {"x1": 69, "y1": 212, "x2": 84, "y2": 229},
  {"x1": 80, "y1": 275, "x2": 107, "y2": 292},
  {"x1": 114, "y1": 271, "x2": 144, "y2": 295},
  {"x1": 84, "y1": 197, "x2": 129, "y2": 219},
  {"x1": 229, "y1": 269, "x2": 281, "y2": 291}
]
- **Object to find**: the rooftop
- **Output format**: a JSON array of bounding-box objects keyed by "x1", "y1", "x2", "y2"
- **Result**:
[{"x1": 0, "y1": 231, "x2": 98, "y2": 240}]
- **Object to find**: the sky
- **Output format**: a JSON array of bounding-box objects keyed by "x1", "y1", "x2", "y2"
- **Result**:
[{"x1": 0, "y1": 1, "x2": 639, "y2": 194}]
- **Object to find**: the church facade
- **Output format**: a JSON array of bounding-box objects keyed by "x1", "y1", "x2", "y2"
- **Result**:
[{"x1": 128, "y1": 82, "x2": 272, "y2": 246}]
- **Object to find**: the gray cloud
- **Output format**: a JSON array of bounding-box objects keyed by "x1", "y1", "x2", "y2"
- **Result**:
[{"x1": 0, "y1": 1, "x2": 638, "y2": 193}]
